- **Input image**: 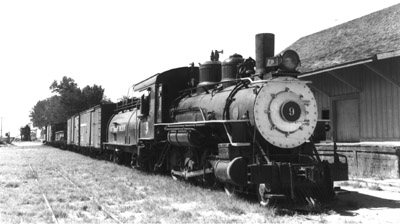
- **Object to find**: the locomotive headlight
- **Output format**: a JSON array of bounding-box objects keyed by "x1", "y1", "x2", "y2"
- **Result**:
[
  {"x1": 281, "y1": 50, "x2": 300, "y2": 71},
  {"x1": 265, "y1": 50, "x2": 300, "y2": 72}
]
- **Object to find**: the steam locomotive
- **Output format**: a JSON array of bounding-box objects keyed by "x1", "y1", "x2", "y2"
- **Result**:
[{"x1": 46, "y1": 33, "x2": 343, "y2": 206}]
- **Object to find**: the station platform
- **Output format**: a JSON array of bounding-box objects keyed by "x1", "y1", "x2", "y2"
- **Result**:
[{"x1": 316, "y1": 141, "x2": 400, "y2": 179}]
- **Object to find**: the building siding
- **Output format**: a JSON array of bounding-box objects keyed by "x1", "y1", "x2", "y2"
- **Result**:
[
  {"x1": 304, "y1": 57, "x2": 400, "y2": 142},
  {"x1": 360, "y1": 58, "x2": 400, "y2": 140},
  {"x1": 313, "y1": 90, "x2": 330, "y2": 118}
]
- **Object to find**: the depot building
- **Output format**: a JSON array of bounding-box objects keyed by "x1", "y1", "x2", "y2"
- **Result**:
[{"x1": 286, "y1": 4, "x2": 400, "y2": 178}]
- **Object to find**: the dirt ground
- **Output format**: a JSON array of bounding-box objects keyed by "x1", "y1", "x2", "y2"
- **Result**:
[
  {"x1": 1, "y1": 141, "x2": 400, "y2": 223},
  {"x1": 321, "y1": 185, "x2": 400, "y2": 223}
]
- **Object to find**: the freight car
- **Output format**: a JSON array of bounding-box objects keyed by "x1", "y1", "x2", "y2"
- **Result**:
[
  {"x1": 66, "y1": 103, "x2": 116, "y2": 155},
  {"x1": 44, "y1": 122, "x2": 67, "y2": 149},
  {"x1": 62, "y1": 33, "x2": 347, "y2": 206}
]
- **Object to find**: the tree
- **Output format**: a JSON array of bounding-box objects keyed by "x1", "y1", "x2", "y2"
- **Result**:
[
  {"x1": 30, "y1": 96, "x2": 66, "y2": 128},
  {"x1": 30, "y1": 76, "x2": 109, "y2": 128},
  {"x1": 50, "y1": 76, "x2": 78, "y2": 94},
  {"x1": 50, "y1": 76, "x2": 83, "y2": 116},
  {"x1": 81, "y1": 84, "x2": 105, "y2": 109},
  {"x1": 45, "y1": 95, "x2": 67, "y2": 124},
  {"x1": 30, "y1": 99, "x2": 48, "y2": 128}
]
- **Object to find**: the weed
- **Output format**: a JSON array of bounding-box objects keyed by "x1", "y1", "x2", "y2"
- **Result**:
[
  {"x1": 132, "y1": 192, "x2": 146, "y2": 200},
  {"x1": 81, "y1": 196, "x2": 90, "y2": 201},
  {"x1": 142, "y1": 215, "x2": 162, "y2": 224},
  {"x1": 68, "y1": 194, "x2": 80, "y2": 201},
  {"x1": 341, "y1": 180, "x2": 383, "y2": 191},
  {"x1": 350, "y1": 182, "x2": 363, "y2": 188},
  {"x1": 53, "y1": 209, "x2": 68, "y2": 219},
  {"x1": 344, "y1": 220, "x2": 362, "y2": 224},
  {"x1": 20, "y1": 196, "x2": 42, "y2": 205},
  {"x1": 372, "y1": 176, "x2": 385, "y2": 181},
  {"x1": 106, "y1": 200, "x2": 116, "y2": 206},
  {"x1": 24, "y1": 170, "x2": 38, "y2": 179},
  {"x1": 217, "y1": 203, "x2": 246, "y2": 215},
  {"x1": 367, "y1": 184, "x2": 382, "y2": 191},
  {"x1": 316, "y1": 215, "x2": 328, "y2": 224},
  {"x1": 57, "y1": 197, "x2": 66, "y2": 203},
  {"x1": 76, "y1": 211, "x2": 86, "y2": 218},
  {"x1": 5, "y1": 181, "x2": 20, "y2": 188},
  {"x1": 176, "y1": 210, "x2": 194, "y2": 221}
]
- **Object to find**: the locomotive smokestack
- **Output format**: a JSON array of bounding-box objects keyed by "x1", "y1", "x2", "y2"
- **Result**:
[{"x1": 255, "y1": 33, "x2": 275, "y2": 79}]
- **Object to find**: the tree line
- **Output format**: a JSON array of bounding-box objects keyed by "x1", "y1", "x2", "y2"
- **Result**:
[{"x1": 29, "y1": 76, "x2": 111, "y2": 129}]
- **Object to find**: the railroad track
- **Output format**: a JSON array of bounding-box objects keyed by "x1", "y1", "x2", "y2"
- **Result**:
[
  {"x1": 22, "y1": 152, "x2": 60, "y2": 224},
  {"x1": 26, "y1": 162, "x2": 60, "y2": 224},
  {"x1": 22, "y1": 151, "x2": 123, "y2": 224},
  {"x1": 46, "y1": 159, "x2": 123, "y2": 224}
]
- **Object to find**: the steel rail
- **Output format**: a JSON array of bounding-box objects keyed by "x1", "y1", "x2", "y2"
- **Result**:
[
  {"x1": 46, "y1": 160, "x2": 123, "y2": 224},
  {"x1": 26, "y1": 162, "x2": 60, "y2": 224}
]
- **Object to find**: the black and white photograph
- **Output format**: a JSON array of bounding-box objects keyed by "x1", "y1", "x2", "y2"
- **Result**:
[{"x1": 1, "y1": 0, "x2": 400, "y2": 223}]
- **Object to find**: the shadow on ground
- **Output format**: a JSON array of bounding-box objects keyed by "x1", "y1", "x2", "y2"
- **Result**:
[{"x1": 327, "y1": 189, "x2": 400, "y2": 216}]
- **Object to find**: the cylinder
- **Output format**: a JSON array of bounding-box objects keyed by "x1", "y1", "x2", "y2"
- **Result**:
[
  {"x1": 255, "y1": 33, "x2": 275, "y2": 79},
  {"x1": 214, "y1": 157, "x2": 247, "y2": 186}
]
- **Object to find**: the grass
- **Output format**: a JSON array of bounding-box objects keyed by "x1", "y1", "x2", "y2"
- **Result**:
[
  {"x1": 339, "y1": 181, "x2": 383, "y2": 191},
  {"x1": 338, "y1": 181, "x2": 364, "y2": 188},
  {"x1": 4, "y1": 181, "x2": 20, "y2": 188},
  {"x1": 25, "y1": 170, "x2": 38, "y2": 179},
  {"x1": 367, "y1": 184, "x2": 383, "y2": 191},
  {"x1": 0, "y1": 143, "x2": 338, "y2": 223}
]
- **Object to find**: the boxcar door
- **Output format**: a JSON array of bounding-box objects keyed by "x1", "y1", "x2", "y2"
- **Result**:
[{"x1": 92, "y1": 107, "x2": 101, "y2": 149}]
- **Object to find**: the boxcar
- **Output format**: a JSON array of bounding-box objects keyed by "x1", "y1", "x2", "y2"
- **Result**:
[
  {"x1": 67, "y1": 103, "x2": 116, "y2": 154},
  {"x1": 45, "y1": 123, "x2": 67, "y2": 148}
]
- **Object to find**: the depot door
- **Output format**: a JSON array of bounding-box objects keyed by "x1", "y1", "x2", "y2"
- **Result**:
[{"x1": 334, "y1": 98, "x2": 360, "y2": 142}]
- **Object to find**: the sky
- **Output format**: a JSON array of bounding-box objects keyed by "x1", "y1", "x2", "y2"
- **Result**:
[{"x1": 0, "y1": 0, "x2": 399, "y2": 137}]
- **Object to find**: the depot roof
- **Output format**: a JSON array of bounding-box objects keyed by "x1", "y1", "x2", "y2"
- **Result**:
[{"x1": 285, "y1": 3, "x2": 400, "y2": 76}]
